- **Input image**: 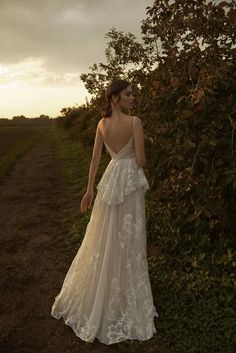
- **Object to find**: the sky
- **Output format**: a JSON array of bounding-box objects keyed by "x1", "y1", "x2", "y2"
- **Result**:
[{"x1": 0, "y1": 0, "x2": 154, "y2": 119}]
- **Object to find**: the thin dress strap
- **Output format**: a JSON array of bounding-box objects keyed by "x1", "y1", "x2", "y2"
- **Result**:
[{"x1": 132, "y1": 116, "x2": 136, "y2": 129}]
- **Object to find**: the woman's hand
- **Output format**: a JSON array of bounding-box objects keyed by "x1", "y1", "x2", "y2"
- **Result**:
[{"x1": 80, "y1": 190, "x2": 94, "y2": 213}]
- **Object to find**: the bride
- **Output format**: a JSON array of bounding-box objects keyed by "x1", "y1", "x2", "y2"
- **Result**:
[{"x1": 51, "y1": 78, "x2": 158, "y2": 345}]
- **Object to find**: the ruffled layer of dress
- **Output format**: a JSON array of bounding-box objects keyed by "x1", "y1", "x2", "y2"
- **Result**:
[{"x1": 96, "y1": 157, "x2": 149, "y2": 206}]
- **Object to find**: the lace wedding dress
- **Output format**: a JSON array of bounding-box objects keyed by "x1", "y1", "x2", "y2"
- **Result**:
[{"x1": 51, "y1": 116, "x2": 159, "y2": 344}]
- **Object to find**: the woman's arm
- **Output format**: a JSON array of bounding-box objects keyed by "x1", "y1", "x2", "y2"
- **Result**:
[
  {"x1": 133, "y1": 117, "x2": 146, "y2": 168},
  {"x1": 86, "y1": 123, "x2": 104, "y2": 192},
  {"x1": 80, "y1": 122, "x2": 103, "y2": 213}
]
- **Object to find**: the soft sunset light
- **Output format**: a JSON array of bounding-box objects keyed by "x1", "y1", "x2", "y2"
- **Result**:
[
  {"x1": 0, "y1": 58, "x2": 90, "y2": 118},
  {"x1": 0, "y1": 0, "x2": 153, "y2": 119}
]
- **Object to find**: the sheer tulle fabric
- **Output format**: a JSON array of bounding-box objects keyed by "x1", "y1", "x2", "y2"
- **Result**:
[{"x1": 51, "y1": 116, "x2": 158, "y2": 344}]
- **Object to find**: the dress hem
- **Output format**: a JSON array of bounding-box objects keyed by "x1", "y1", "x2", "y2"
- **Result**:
[{"x1": 51, "y1": 312, "x2": 158, "y2": 345}]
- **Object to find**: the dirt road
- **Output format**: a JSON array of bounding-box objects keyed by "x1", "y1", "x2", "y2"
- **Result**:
[{"x1": 0, "y1": 129, "x2": 167, "y2": 353}]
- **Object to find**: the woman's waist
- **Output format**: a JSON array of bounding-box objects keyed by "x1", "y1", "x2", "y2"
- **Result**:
[{"x1": 111, "y1": 155, "x2": 136, "y2": 161}]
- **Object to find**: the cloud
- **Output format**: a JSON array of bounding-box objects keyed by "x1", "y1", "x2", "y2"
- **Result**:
[
  {"x1": 0, "y1": 0, "x2": 153, "y2": 73},
  {"x1": 0, "y1": 59, "x2": 82, "y2": 88}
]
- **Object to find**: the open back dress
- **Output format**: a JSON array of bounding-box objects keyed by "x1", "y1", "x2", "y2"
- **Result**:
[{"x1": 51, "y1": 115, "x2": 159, "y2": 345}]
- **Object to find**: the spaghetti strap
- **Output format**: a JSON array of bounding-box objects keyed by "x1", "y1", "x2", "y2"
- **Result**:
[{"x1": 132, "y1": 116, "x2": 136, "y2": 129}]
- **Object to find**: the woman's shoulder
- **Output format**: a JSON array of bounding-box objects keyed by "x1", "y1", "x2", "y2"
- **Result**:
[
  {"x1": 97, "y1": 117, "x2": 106, "y2": 131},
  {"x1": 97, "y1": 117, "x2": 109, "y2": 136},
  {"x1": 98, "y1": 117, "x2": 105, "y2": 125},
  {"x1": 132, "y1": 116, "x2": 142, "y2": 127},
  {"x1": 126, "y1": 114, "x2": 142, "y2": 122},
  {"x1": 98, "y1": 115, "x2": 142, "y2": 127},
  {"x1": 133, "y1": 115, "x2": 142, "y2": 121}
]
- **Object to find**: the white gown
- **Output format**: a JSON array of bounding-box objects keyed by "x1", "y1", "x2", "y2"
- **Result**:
[{"x1": 51, "y1": 116, "x2": 159, "y2": 345}]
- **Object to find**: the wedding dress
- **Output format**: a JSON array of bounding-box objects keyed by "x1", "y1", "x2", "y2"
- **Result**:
[{"x1": 51, "y1": 116, "x2": 159, "y2": 345}]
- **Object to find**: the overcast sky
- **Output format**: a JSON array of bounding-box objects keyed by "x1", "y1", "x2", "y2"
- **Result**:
[{"x1": 0, "y1": 0, "x2": 153, "y2": 118}]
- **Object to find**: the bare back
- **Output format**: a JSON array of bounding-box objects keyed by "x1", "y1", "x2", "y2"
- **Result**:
[{"x1": 99, "y1": 115, "x2": 135, "y2": 154}]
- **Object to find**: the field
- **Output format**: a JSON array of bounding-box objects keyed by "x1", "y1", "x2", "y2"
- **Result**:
[
  {"x1": 0, "y1": 125, "x2": 169, "y2": 353},
  {"x1": 0, "y1": 125, "x2": 49, "y2": 179}
]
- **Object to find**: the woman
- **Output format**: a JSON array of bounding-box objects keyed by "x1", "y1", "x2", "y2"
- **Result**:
[{"x1": 51, "y1": 79, "x2": 159, "y2": 345}]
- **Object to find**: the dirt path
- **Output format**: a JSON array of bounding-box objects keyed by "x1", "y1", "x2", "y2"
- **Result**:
[{"x1": 0, "y1": 129, "x2": 169, "y2": 353}]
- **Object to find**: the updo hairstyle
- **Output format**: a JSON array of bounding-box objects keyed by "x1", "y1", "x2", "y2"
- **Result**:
[{"x1": 102, "y1": 78, "x2": 131, "y2": 118}]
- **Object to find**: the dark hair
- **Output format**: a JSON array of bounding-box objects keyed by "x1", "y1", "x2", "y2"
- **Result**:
[{"x1": 102, "y1": 78, "x2": 131, "y2": 118}]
